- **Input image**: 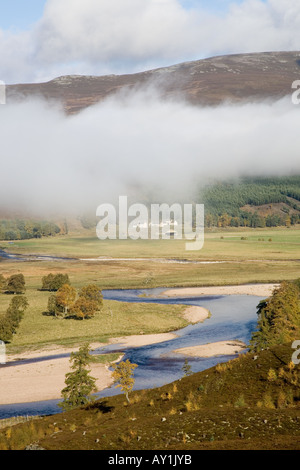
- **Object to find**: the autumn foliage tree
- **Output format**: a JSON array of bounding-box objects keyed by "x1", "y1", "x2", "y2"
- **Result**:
[
  {"x1": 112, "y1": 359, "x2": 138, "y2": 403},
  {"x1": 55, "y1": 284, "x2": 76, "y2": 317},
  {"x1": 46, "y1": 281, "x2": 102, "y2": 320},
  {"x1": 71, "y1": 297, "x2": 98, "y2": 320},
  {"x1": 70, "y1": 284, "x2": 103, "y2": 319},
  {"x1": 79, "y1": 284, "x2": 103, "y2": 308}
]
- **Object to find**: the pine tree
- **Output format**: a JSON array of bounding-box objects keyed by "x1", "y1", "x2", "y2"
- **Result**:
[
  {"x1": 59, "y1": 344, "x2": 97, "y2": 411},
  {"x1": 182, "y1": 359, "x2": 193, "y2": 377}
]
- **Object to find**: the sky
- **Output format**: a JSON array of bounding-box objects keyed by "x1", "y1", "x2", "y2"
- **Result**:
[
  {"x1": 0, "y1": 0, "x2": 299, "y2": 84},
  {"x1": 0, "y1": 0, "x2": 47, "y2": 31},
  {"x1": 0, "y1": 0, "x2": 300, "y2": 217},
  {"x1": 0, "y1": 0, "x2": 246, "y2": 31}
]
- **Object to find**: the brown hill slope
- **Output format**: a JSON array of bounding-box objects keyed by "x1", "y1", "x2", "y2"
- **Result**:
[
  {"x1": 0, "y1": 343, "x2": 299, "y2": 450},
  {"x1": 7, "y1": 51, "x2": 300, "y2": 114}
]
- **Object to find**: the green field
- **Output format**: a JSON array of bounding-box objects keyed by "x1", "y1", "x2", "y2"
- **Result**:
[
  {"x1": 2, "y1": 225, "x2": 300, "y2": 260},
  {"x1": 0, "y1": 287, "x2": 187, "y2": 354},
  {"x1": 1, "y1": 226, "x2": 299, "y2": 291},
  {"x1": 1, "y1": 226, "x2": 299, "y2": 353}
]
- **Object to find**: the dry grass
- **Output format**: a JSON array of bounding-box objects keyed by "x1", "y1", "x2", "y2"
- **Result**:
[{"x1": 0, "y1": 344, "x2": 299, "y2": 450}]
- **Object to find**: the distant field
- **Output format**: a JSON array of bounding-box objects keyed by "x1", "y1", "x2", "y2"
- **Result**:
[
  {"x1": 1, "y1": 226, "x2": 299, "y2": 353},
  {"x1": 0, "y1": 226, "x2": 299, "y2": 290},
  {"x1": 1, "y1": 226, "x2": 299, "y2": 260}
]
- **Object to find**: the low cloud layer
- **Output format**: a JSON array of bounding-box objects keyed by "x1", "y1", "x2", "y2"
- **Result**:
[
  {"x1": 0, "y1": 89, "x2": 299, "y2": 217},
  {"x1": 1, "y1": 0, "x2": 300, "y2": 83}
]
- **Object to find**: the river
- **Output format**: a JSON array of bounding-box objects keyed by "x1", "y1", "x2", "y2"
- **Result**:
[
  {"x1": 0, "y1": 288, "x2": 261, "y2": 420},
  {"x1": 0, "y1": 249, "x2": 76, "y2": 262}
]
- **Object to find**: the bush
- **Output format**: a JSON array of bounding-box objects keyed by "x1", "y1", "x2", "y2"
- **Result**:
[
  {"x1": 267, "y1": 368, "x2": 277, "y2": 382},
  {"x1": 234, "y1": 395, "x2": 246, "y2": 408},
  {"x1": 262, "y1": 393, "x2": 275, "y2": 409}
]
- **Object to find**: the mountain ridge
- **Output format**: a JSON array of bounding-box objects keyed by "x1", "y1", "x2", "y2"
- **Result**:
[{"x1": 7, "y1": 51, "x2": 300, "y2": 114}]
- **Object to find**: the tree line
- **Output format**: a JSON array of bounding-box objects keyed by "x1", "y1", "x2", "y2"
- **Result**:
[
  {"x1": 204, "y1": 210, "x2": 300, "y2": 229},
  {"x1": 0, "y1": 219, "x2": 62, "y2": 241},
  {"x1": 250, "y1": 279, "x2": 300, "y2": 352},
  {"x1": 200, "y1": 176, "x2": 300, "y2": 228},
  {"x1": 0, "y1": 274, "x2": 28, "y2": 342},
  {"x1": 0, "y1": 272, "x2": 104, "y2": 343},
  {"x1": 41, "y1": 273, "x2": 103, "y2": 320}
]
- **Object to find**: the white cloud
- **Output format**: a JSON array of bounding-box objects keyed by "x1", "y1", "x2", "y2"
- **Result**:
[
  {"x1": 32, "y1": 0, "x2": 192, "y2": 64},
  {"x1": 0, "y1": 91, "x2": 299, "y2": 215},
  {"x1": 0, "y1": 0, "x2": 300, "y2": 83}
]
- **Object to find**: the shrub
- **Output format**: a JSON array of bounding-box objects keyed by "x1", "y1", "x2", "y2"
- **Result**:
[
  {"x1": 262, "y1": 392, "x2": 275, "y2": 409},
  {"x1": 277, "y1": 390, "x2": 287, "y2": 409},
  {"x1": 215, "y1": 362, "x2": 228, "y2": 373},
  {"x1": 267, "y1": 368, "x2": 277, "y2": 382},
  {"x1": 184, "y1": 391, "x2": 201, "y2": 412},
  {"x1": 234, "y1": 394, "x2": 246, "y2": 408}
]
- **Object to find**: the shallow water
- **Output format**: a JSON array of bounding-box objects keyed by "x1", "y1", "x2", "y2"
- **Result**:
[
  {"x1": 0, "y1": 248, "x2": 223, "y2": 264},
  {"x1": 0, "y1": 249, "x2": 76, "y2": 262},
  {"x1": 0, "y1": 288, "x2": 261, "y2": 419}
]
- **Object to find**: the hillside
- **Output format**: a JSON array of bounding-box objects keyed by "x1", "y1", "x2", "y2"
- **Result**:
[
  {"x1": 7, "y1": 51, "x2": 300, "y2": 114},
  {"x1": 200, "y1": 176, "x2": 300, "y2": 228},
  {"x1": 0, "y1": 343, "x2": 299, "y2": 450},
  {"x1": 1, "y1": 176, "x2": 299, "y2": 237}
]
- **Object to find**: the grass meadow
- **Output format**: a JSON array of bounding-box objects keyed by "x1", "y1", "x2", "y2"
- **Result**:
[
  {"x1": 1, "y1": 225, "x2": 299, "y2": 353},
  {"x1": 0, "y1": 286, "x2": 187, "y2": 354},
  {"x1": 2, "y1": 225, "x2": 300, "y2": 261}
]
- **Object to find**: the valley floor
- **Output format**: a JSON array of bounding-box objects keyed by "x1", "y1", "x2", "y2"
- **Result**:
[
  {"x1": 0, "y1": 284, "x2": 278, "y2": 405},
  {"x1": 0, "y1": 306, "x2": 210, "y2": 405}
]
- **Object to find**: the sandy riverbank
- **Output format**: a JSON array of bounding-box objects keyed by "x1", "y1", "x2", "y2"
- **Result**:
[
  {"x1": 0, "y1": 356, "x2": 115, "y2": 405},
  {"x1": 0, "y1": 331, "x2": 183, "y2": 405},
  {"x1": 182, "y1": 306, "x2": 210, "y2": 323},
  {"x1": 0, "y1": 301, "x2": 235, "y2": 406},
  {"x1": 161, "y1": 283, "x2": 278, "y2": 298},
  {"x1": 173, "y1": 340, "x2": 247, "y2": 358},
  {"x1": 109, "y1": 333, "x2": 177, "y2": 348}
]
